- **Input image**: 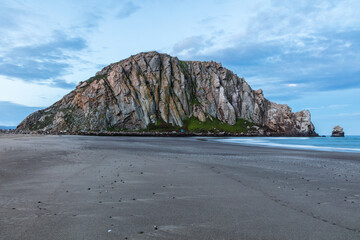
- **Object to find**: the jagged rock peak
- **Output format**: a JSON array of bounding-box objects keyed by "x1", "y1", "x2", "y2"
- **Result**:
[{"x1": 17, "y1": 51, "x2": 317, "y2": 136}]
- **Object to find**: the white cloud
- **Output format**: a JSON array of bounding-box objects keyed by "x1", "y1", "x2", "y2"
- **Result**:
[
  {"x1": 337, "y1": 112, "x2": 360, "y2": 117},
  {"x1": 306, "y1": 104, "x2": 349, "y2": 110},
  {"x1": 0, "y1": 75, "x2": 69, "y2": 107},
  {"x1": 0, "y1": 121, "x2": 18, "y2": 126}
]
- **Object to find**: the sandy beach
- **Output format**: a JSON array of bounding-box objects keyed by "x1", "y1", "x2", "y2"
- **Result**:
[{"x1": 0, "y1": 135, "x2": 359, "y2": 240}]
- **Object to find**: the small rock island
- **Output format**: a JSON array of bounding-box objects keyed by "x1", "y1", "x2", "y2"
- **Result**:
[{"x1": 331, "y1": 125, "x2": 344, "y2": 137}]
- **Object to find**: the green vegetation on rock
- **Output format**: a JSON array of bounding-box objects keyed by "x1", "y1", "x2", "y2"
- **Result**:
[
  {"x1": 183, "y1": 117, "x2": 254, "y2": 133},
  {"x1": 145, "y1": 119, "x2": 181, "y2": 132},
  {"x1": 30, "y1": 114, "x2": 54, "y2": 131},
  {"x1": 107, "y1": 126, "x2": 129, "y2": 132},
  {"x1": 191, "y1": 97, "x2": 201, "y2": 107},
  {"x1": 142, "y1": 116, "x2": 255, "y2": 133},
  {"x1": 179, "y1": 60, "x2": 189, "y2": 74},
  {"x1": 86, "y1": 74, "x2": 107, "y2": 84}
]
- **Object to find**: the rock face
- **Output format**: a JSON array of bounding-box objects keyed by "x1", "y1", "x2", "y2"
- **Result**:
[
  {"x1": 332, "y1": 125, "x2": 344, "y2": 137},
  {"x1": 17, "y1": 51, "x2": 317, "y2": 136}
]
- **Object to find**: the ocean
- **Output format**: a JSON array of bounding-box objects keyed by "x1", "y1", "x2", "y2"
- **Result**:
[
  {"x1": 0, "y1": 126, "x2": 16, "y2": 130},
  {"x1": 215, "y1": 136, "x2": 360, "y2": 153}
]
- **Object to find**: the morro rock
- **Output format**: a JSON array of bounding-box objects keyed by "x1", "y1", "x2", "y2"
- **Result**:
[
  {"x1": 332, "y1": 125, "x2": 344, "y2": 137},
  {"x1": 17, "y1": 51, "x2": 317, "y2": 136}
]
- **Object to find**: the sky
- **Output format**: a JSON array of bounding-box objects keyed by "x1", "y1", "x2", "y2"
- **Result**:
[{"x1": 0, "y1": 0, "x2": 359, "y2": 135}]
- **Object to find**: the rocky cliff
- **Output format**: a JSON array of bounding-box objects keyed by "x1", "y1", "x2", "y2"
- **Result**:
[
  {"x1": 332, "y1": 125, "x2": 344, "y2": 137},
  {"x1": 17, "y1": 51, "x2": 317, "y2": 136}
]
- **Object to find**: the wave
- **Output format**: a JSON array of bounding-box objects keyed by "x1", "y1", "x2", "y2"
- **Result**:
[{"x1": 216, "y1": 138, "x2": 360, "y2": 153}]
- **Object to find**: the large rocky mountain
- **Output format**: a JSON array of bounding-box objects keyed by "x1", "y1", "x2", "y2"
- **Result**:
[{"x1": 17, "y1": 51, "x2": 317, "y2": 136}]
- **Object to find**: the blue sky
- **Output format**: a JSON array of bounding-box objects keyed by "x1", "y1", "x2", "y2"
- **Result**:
[{"x1": 0, "y1": 0, "x2": 359, "y2": 135}]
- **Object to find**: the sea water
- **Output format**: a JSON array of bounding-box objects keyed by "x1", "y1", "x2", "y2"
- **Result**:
[{"x1": 216, "y1": 136, "x2": 360, "y2": 153}]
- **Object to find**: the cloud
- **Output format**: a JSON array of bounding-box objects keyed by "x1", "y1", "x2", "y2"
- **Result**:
[
  {"x1": 0, "y1": 76, "x2": 71, "y2": 107},
  {"x1": 51, "y1": 79, "x2": 77, "y2": 89},
  {"x1": 71, "y1": 11, "x2": 104, "y2": 32},
  {"x1": 198, "y1": 16, "x2": 218, "y2": 25},
  {"x1": 0, "y1": 2, "x2": 25, "y2": 31},
  {"x1": 172, "y1": 36, "x2": 213, "y2": 57},
  {"x1": 336, "y1": 112, "x2": 360, "y2": 117},
  {"x1": 0, "y1": 30, "x2": 86, "y2": 88},
  {"x1": 117, "y1": 1, "x2": 140, "y2": 19},
  {"x1": 0, "y1": 101, "x2": 43, "y2": 126},
  {"x1": 171, "y1": 1, "x2": 360, "y2": 101},
  {"x1": 306, "y1": 104, "x2": 349, "y2": 110}
]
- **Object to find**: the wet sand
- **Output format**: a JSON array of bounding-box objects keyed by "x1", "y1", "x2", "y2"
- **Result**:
[{"x1": 0, "y1": 135, "x2": 359, "y2": 240}]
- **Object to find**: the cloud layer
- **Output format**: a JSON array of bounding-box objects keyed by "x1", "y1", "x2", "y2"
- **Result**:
[
  {"x1": 0, "y1": 0, "x2": 358, "y2": 134},
  {"x1": 117, "y1": 1, "x2": 140, "y2": 19},
  {"x1": 0, "y1": 101, "x2": 42, "y2": 126},
  {"x1": 0, "y1": 31, "x2": 86, "y2": 89},
  {"x1": 172, "y1": 0, "x2": 360, "y2": 101},
  {"x1": 0, "y1": 0, "x2": 142, "y2": 90}
]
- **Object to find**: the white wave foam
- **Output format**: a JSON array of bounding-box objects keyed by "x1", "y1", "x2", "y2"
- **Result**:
[{"x1": 217, "y1": 138, "x2": 360, "y2": 153}]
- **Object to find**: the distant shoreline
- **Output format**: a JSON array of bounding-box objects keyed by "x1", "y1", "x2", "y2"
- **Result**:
[{"x1": 0, "y1": 130, "x2": 319, "y2": 137}]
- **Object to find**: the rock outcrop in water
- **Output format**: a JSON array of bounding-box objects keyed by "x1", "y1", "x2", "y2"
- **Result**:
[
  {"x1": 17, "y1": 51, "x2": 317, "y2": 136},
  {"x1": 332, "y1": 125, "x2": 344, "y2": 137}
]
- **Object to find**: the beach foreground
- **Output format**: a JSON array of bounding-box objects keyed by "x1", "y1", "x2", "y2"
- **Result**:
[{"x1": 0, "y1": 135, "x2": 359, "y2": 240}]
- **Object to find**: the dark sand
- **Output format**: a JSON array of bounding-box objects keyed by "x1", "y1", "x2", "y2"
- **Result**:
[{"x1": 0, "y1": 135, "x2": 359, "y2": 240}]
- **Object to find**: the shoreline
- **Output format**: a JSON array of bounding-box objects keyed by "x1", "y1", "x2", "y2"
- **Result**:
[
  {"x1": 0, "y1": 129, "x2": 319, "y2": 137},
  {"x1": 2, "y1": 132, "x2": 356, "y2": 155},
  {"x1": 0, "y1": 133, "x2": 358, "y2": 155},
  {"x1": 207, "y1": 136, "x2": 360, "y2": 154}
]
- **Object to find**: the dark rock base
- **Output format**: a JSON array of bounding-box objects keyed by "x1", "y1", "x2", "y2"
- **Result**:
[{"x1": 332, "y1": 132, "x2": 345, "y2": 137}]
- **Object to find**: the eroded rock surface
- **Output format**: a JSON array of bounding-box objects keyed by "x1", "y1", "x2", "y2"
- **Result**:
[
  {"x1": 332, "y1": 125, "x2": 344, "y2": 137},
  {"x1": 17, "y1": 51, "x2": 317, "y2": 136}
]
